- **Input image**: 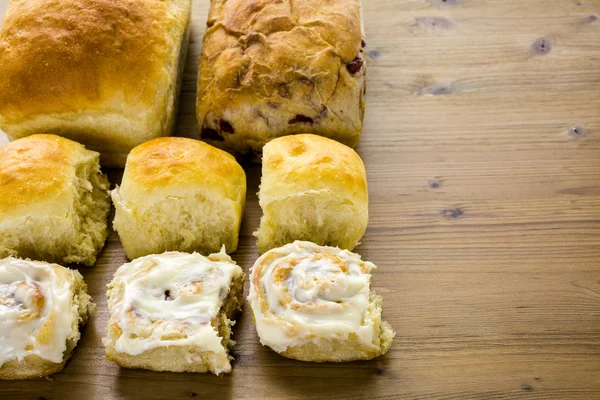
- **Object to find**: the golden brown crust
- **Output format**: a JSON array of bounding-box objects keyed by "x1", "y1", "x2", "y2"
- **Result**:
[
  {"x1": 260, "y1": 134, "x2": 368, "y2": 206},
  {"x1": 0, "y1": 134, "x2": 110, "y2": 265},
  {"x1": 196, "y1": 0, "x2": 366, "y2": 159},
  {"x1": 0, "y1": 134, "x2": 91, "y2": 219},
  {"x1": 0, "y1": 0, "x2": 191, "y2": 166},
  {"x1": 255, "y1": 134, "x2": 368, "y2": 252},
  {"x1": 0, "y1": 0, "x2": 166, "y2": 118},
  {"x1": 112, "y1": 137, "x2": 247, "y2": 258},
  {"x1": 122, "y1": 137, "x2": 246, "y2": 206},
  {"x1": 0, "y1": 134, "x2": 74, "y2": 215}
]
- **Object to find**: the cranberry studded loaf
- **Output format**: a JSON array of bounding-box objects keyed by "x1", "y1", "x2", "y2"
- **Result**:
[
  {"x1": 197, "y1": 0, "x2": 366, "y2": 160},
  {"x1": 0, "y1": 0, "x2": 192, "y2": 167}
]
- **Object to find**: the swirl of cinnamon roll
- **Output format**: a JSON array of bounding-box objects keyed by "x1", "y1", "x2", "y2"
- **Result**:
[
  {"x1": 248, "y1": 241, "x2": 395, "y2": 362},
  {"x1": 104, "y1": 250, "x2": 244, "y2": 374},
  {"x1": 0, "y1": 257, "x2": 93, "y2": 379}
]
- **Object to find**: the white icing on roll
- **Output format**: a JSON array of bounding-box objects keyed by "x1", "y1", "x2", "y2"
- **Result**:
[
  {"x1": 248, "y1": 241, "x2": 378, "y2": 353},
  {"x1": 0, "y1": 257, "x2": 78, "y2": 364},
  {"x1": 106, "y1": 251, "x2": 242, "y2": 368}
]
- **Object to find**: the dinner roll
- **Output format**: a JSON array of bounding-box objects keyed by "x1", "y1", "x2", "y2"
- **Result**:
[
  {"x1": 0, "y1": 134, "x2": 110, "y2": 266},
  {"x1": 0, "y1": 257, "x2": 94, "y2": 380},
  {"x1": 104, "y1": 251, "x2": 244, "y2": 374},
  {"x1": 248, "y1": 241, "x2": 395, "y2": 362},
  {"x1": 112, "y1": 137, "x2": 247, "y2": 260},
  {"x1": 0, "y1": 0, "x2": 192, "y2": 167},
  {"x1": 255, "y1": 134, "x2": 368, "y2": 253}
]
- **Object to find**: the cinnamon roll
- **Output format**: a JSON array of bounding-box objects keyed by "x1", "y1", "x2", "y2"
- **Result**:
[
  {"x1": 104, "y1": 250, "x2": 245, "y2": 374},
  {"x1": 248, "y1": 241, "x2": 395, "y2": 362},
  {"x1": 0, "y1": 257, "x2": 94, "y2": 380}
]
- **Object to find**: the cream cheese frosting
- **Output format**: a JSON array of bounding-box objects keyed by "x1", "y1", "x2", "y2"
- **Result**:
[
  {"x1": 248, "y1": 241, "x2": 379, "y2": 353},
  {"x1": 104, "y1": 250, "x2": 242, "y2": 373},
  {"x1": 0, "y1": 257, "x2": 80, "y2": 365}
]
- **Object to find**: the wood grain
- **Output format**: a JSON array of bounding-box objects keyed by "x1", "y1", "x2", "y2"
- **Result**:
[{"x1": 1, "y1": 0, "x2": 600, "y2": 399}]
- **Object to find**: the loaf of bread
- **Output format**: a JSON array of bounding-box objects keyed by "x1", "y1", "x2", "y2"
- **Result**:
[
  {"x1": 0, "y1": 257, "x2": 94, "y2": 380},
  {"x1": 112, "y1": 137, "x2": 247, "y2": 260},
  {"x1": 197, "y1": 0, "x2": 366, "y2": 160},
  {"x1": 254, "y1": 134, "x2": 368, "y2": 253},
  {"x1": 104, "y1": 251, "x2": 245, "y2": 374},
  {"x1": 248, "y1": 241, "x2": 395, "y2": 362},
  {"x1": 0, "y1": 0, "x2": 192, "y2": 167},
  {"x1": 0, "y1": 134, "x2": 110, "y2": 266}
]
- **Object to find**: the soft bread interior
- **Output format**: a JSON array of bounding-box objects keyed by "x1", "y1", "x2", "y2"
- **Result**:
[
  {"x1": 370, "y1": 292, "x2": 395, "y2": 356},
  {"x1": 213, "y1": 270, "x2": 245, "y2": 355},
  {"x1": 65, "y1": 270, "x2": 94, "y2": 355},
  {"x1": 112, "y1": 192, "x2": 240, "y2": 260},
  {"x1": 255, "y1": 190, "x2": 367, "y2": 254},
  {"x1": 0, "y1": 155, "x2": 109, "y2": 266},
  {"x1": 66, "y1": 158, "x2": 111, "y2": 265}
]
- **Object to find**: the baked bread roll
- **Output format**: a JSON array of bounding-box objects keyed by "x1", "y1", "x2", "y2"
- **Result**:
[
  {"x1": 196, "y1": 0, "x2": 366, "y2": 160},
  {"x1": 104, "y1": 251, "x2": 245, "y2": 374},
  {"x1": 0, "y1": 257, "x2": 94, "y2": 380},
  {"x1": 111, "y1": 137, "x2": 246, "y2": 260},
  {"x1": 255, "y1": 134, "x2": 368, "y2": 254},
  {"x1": 0, "y1": 134, "x2": 110, "y2": 266},
  {"x1": 0, "y1": 0, "x2": 192, "y2": 167},
  {"x1": 248, "y1": 241, "x2": 394, "y2": 362}
]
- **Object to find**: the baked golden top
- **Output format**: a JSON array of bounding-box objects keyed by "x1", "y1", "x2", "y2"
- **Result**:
[
  {"x1": 0, "y1": 134, "x2": 96, "y2": 218},
  {"x1": 260, "y1": 134, "x2": 367, "y2": 205},
  {"x1": 0, "y1": 0, "x2": 188, "y2": 123},
  {"x1": 207, "y1": 0, "x2": 361, "y2": 62},
  {"x1": 120, "y1": 137, "x2": 246, "y2": 210},
  {"x1": 197, "y1": 0, "x2": 364, "y2": 149}
]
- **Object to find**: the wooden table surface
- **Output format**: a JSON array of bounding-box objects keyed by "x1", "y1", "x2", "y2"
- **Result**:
[{"x1": 1, "y1": 0, "x2": 600, "y2": 399}]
